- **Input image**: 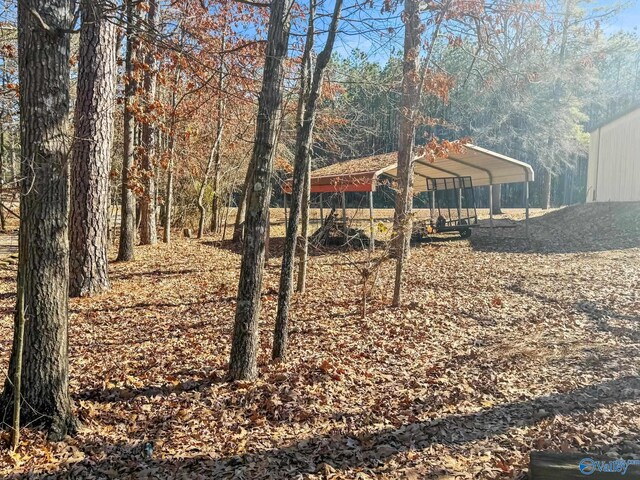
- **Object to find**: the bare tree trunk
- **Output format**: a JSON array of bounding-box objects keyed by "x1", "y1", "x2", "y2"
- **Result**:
[
  {"x1": 163, "y1": 135, "x2": 175, "y2": 243},
  {"x1": 117, "y1": 0, "x2": 137, "y2": 261},
  {"x1": 222, "y1": 189, "x2": 233, "y2": 240},
  {"x1": 490, "y1": 183, "x2": 502, "y2": 214},
  {"x1": 0, "y1": 50, "x2": 8, "y2": 232},
  {"x1": 392, "y1": 0, "x2": 421, "y2": 307},
  {"x1": 541, "y1": 167, "x2": 552, "y2": 209},
  {"x1": 264, "y1": 207, "x2": 271, "y2": 262},
  {"x1": 154, "y1": 162, "x2": 159, "y2": 224},
  {"x1": 70, "y1": 0, "x2": 117, "y2": 297},
  {"x1": 273, "y1": 0, "x2": 341, "y2": 361},
  {"x1": 10, "y1": 286, "x2": 24, "y2": 450},
  {"x1": 211, "y1": 160, "x2": 221, "y2": 232},
  {"x1": 9, "y1": 135, "x2": 16, "y2": 186},
  {"x1": 139, "y1": 0, "x2": 158, "y2": 245},
  {"x1": 162, "y1": 60, "x2": 182, "y2": 244},
  {"x1": 543, "y1": 0, "x2": 570, "y2": 210},
  {"x1": 197, "y1": 124, "x2": 224, "y2": 238},
  {"x1": 228, "y1": 0, "x2": 294, "y2": 380},
  {"x1": 211, "y1": 147, "x2": 223, "y2": 232},
  {"x1": 296, "y1": 161, "x2": 311, "y2": 293},
  {"x1": 0, "y1": 129, "x2": 6, "y2": 231},
  {"x1": 1, "y1": 0, "x2": 76, "y2": 440},
  {"x1": 211, "y1": 41, "x2": 226, "y2": 234},
  {"x1": 294, "y1": 0, "x2": 316, "y2": 295},
  {"x1": 232, "y1": 163, "x2": 251, "y2": 243}
]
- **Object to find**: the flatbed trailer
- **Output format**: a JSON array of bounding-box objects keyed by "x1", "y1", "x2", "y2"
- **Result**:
[{"x1": 411, "y1": 176, "x2": 478, "y2": 242}]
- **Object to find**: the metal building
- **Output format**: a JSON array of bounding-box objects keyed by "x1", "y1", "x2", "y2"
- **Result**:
[{"x1": 587, "y1": 106, "x2": 640, "y2": 202}]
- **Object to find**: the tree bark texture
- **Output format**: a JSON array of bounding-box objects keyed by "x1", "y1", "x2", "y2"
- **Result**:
[
  {"x1": 1, "y1": 0, "x2": 76, "y2": 440},
  {"x1": 228, "y1": 0, "x2": 294, "y2": 380},
  {"x1": 392, "y1": 0, "x2": 421, "y2": 307},
  {"x1": 295, "y1": 0, "x2": 316, "y2": 295},
  {"x1": 273, "y1": 0, "x2": 341, "y2": 361},
  {"x1": 296, "y1": 161, "x2": 311, "y2": 293},
  {"x1": 117, "y1": 0, "x2": 137, "y2": 261},
  {"x1": 70, "y1": 0, "x2": 117, "y2": 297},
  {"x1": 0, "y1": 63, "x2": 8, "y2": 232},
  {"x1": 139, "y1": 0, "x2": 158, "y2": 245},
  {"x1": 0, "y1": 130, "x2": 6, "y2": 231}
]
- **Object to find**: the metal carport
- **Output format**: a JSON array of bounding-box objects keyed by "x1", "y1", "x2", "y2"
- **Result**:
[{"x1": 284, "y1": 144, "x2": 535, "y2": 244}]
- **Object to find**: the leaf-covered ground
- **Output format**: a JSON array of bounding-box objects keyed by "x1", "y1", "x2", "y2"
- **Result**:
[{"x1": 1, "y1": 204, "x2": 639, "y2": 479}]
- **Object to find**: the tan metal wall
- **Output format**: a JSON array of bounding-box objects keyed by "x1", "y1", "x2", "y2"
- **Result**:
[{"x1": 587, "y1": 108, "x2": 640, "y2": 202}]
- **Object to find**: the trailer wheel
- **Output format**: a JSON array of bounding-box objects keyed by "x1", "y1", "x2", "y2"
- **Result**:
[{"x1": 460, "y1": 228, "x2": 472, "y2": 239}]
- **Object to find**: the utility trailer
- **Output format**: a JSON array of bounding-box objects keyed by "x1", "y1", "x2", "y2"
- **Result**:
[{"x1": 412, "y1": 176, "x2": 478, "y2": 242}]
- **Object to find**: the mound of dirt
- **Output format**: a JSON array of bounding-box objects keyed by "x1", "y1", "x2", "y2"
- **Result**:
[{"x1": 472, "y1": 202, "x2": 640, "y2": 253}]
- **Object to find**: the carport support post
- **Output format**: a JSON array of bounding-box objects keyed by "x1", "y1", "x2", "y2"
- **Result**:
[
  {"x1": 369, "y1": 190, "x2": 375, "y2": 251},
  {"x1": 341, "y1": 191, "x2": 347, "y2": 227},
  {"x1": 430, "y1": 190, "x2": 435, "y2": 220},
  {"x1": 489, "y1": 184, "x2": 494, "y2": 236},
  {"x1": 319, "y1": 193, "x2": 324, "y2": 224}
]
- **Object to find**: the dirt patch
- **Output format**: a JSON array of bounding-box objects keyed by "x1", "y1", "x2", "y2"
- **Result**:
[{"x1": 472, "y1": 202, "x2": 640, "y2": 253}]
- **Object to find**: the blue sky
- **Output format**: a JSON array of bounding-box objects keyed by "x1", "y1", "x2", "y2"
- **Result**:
[
  {"x1": 329, "y1": 0, "x2": 640, "y2": 64},
  {"x1": 610, "y1": 0, "x2": 640, "y2": 31}
]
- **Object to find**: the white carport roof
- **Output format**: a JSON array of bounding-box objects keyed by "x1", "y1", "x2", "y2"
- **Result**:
[
  {"x1": 295, "y1": 144, "x2": 534, "y2": 194},
  {"x1": 382, "y1": 145, "x2": 534, "y2": 192}
]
